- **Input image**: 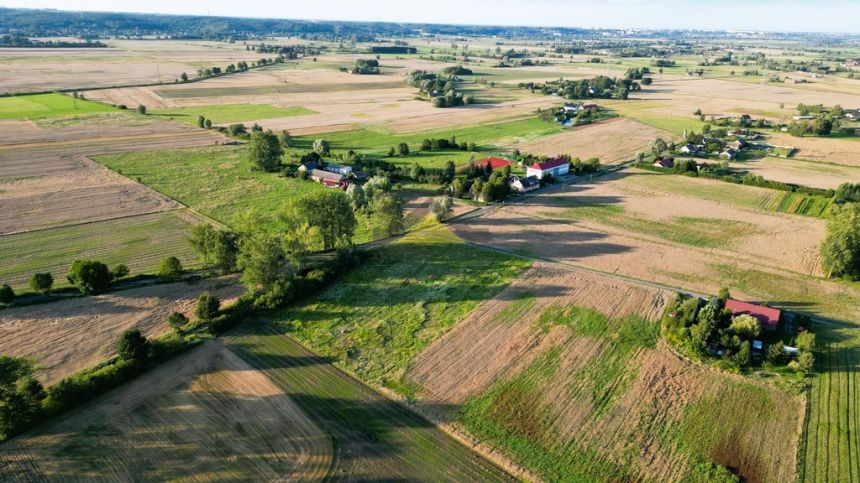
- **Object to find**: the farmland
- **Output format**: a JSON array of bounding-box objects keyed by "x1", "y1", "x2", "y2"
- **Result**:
[
  {"x1": 268, "y1": 227, "x2": 531, "y2": 392},
  {"x1": 0, "y1": 210, "x2": 204, "y2": 290},
  {"x1": 407, "y1": 264, "x2": 801, "y2": 482},
  {"x1": 0, "y1": 341, "x2": 334, "y2": 481},
  {"x1": 516, "y1": 117, "x2": 671, "y2": 165},
  {"x1": 800, "y1": 326, "x2": 860, "y2": 483},
  {"x1": 0, "y1": 93, "x2": 115, "y2": 119},
  {"x1": 0, "y1": 277, "x2": 243, "y2": 385},
  {"x1": 153, "y1": 103, "x2": 317, "y2": 125},
  {"x1": 2, "y1": 16, "x2": 860, "y2": 483}
]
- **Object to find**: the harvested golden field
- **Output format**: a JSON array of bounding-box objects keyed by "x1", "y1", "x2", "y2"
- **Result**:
[
  {"x1": 768, "y1": 132, "x2": 860, "y2": 167},
  {"x1": 87, "y1": 60, "x2": 555, "y2": 136},
  {"x1": 0, "y1": 277, "x2": 243, "y2": 385},
  {"x1": 0, "y1": 40, "x2": 264, "y2": 93},
  {"x1": 0, "y1": 115, "x2": 222, "y2": 234},
  {"x1": 730, "y1": 156, "x2": 860, "y2": 190},
  {"x1": 516, "y1": 117, "x2": 670, "y2": 164},
  {"x1": 407, "y1": 264, "x2": 801, "y2": 482},
  {"x1": 449, "y1": 171, "x2": 860, "y2": 322},
  {"x1": 0, "y1": 341, "x2": 332, "y2": 481}
]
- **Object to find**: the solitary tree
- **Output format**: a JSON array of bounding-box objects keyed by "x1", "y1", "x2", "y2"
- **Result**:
[
  {"x1": 398, "y1": 143, "x2": 410, "y2": 156},
  {"x1": 197, "y1": 115, "x2": 206, "y2": 128},
  {"x1": 29, "y1": 273, "x2": 53, "y2": 294},
  {"x1": 0, "y1": 284, "x2": 14, "y2": 304},
  {"x1": 313, "y1": 139, "x2": 330, "y2": 157},
  {"x1": 167, "y1": 311, "x2": 189, "y2": 331},
  {"x1": 157, "y1": 256, "x2": 184, "y2": 279},
  {"x1": 195, "y1": 291, "x2": 220, "y2": 320},
  {"x1": 283, "y1": 191, "x2": 356, "y2": 251},
  {"x1": 650, "y1": 137, "x2": 668, "y2": 158},
  {"x1": 248, "y1": 131, "x2": 283, "y2": 172},
  {"x1": 204, "y1": 119, "x2": 212, "y2": 129},
  {"x1": 67, "y1": 260, "x2": 112, "y2": 294},
  {"x1": 368, "y1": 192, "x2": 405, "y2": 238},
  {"x1": 180, "y1": 72, "x2": 188, "y2": 82},
  {"x1": 117, "y1": 329, "x2": 150, "y2": 362},
  {"x1": 136, "y1": 105, "x2": 147, "y2": 115},
  {"x1": 821, "y1": 203, "x2": 860, "y2": 279},
  {"x1": 431, "y1": 196, "x2": 453, "y2": 221},
  {"x1": 111, "y1": 264, "x2": 130, "y2": 279}
]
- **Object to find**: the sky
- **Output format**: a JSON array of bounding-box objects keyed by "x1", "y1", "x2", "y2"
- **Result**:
[{"x1": 3, "y1": 0, "x2": 860, "y2": 33}]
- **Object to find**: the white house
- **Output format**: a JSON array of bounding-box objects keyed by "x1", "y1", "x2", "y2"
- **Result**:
[
  {"x1": 526, "y1": 158, "x2": 570, "y2": 179},
  {"x1": 509, "y1": 175, "x2": 541, "y2": 193}
]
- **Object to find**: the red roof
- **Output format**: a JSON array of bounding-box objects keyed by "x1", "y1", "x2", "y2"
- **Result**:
[
  {"x1": 725, "y1": 299, "x2": 781, "y2": 331},
  {"x1": 478, "y1": 157, "x2": 511, "y2": 170},
  {"x1": 529, "y1": 158, "x2": 568, "y2": 171}
]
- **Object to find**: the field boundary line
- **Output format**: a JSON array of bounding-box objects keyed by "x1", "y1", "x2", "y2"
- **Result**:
[
  {"x1": 0, "y1": 209, "x2": 189, "y2": 238},
  {"x1": 233, "y1": 323, "x2": 537, "y2": 482}
]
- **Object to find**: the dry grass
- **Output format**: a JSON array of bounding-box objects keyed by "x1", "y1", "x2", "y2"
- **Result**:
[
  {"x1": 0, "y1": 341, "x2": 332, "y2": 481},
  {"x1": 517, "y1": 118, "x2": 670, "y2": 165},
  {"x1": 730, "y1": 156, "x2": 860, "y2": 190},
  {"x1": 0, "y1": 277, "x2": 244, "y2": 385}
]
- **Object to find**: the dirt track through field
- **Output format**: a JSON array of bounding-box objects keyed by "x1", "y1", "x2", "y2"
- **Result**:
[
  {"x1": 0, "y1": 341, "x2": 332, "y2": 481},
  {"x1": 0, "y1": 277, "x2": 244, "y2": 385}
]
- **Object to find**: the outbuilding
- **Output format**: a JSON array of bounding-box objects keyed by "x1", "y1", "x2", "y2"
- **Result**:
[
  {"x1": 526, "y1": 158, "x2": 569, "y2": 179},
  {"x1": 509, "y1": 175, "x2": 541, "y2": 193}
]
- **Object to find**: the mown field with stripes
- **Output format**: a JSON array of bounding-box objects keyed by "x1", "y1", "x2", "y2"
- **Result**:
[{"x1": 800, "y1": 326, "x2": 860, "y2": 483}]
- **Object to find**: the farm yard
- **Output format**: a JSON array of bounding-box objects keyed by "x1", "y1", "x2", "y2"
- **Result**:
[{"x1": 0, "y1": 276, "x2": 243, "y2": 385}]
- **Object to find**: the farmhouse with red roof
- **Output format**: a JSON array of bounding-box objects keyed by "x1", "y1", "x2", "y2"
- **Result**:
[
  {"x1": 477, "y1": 157, "x2": 512, "y2": 171},
  {"x1": 526, "y1": 158, "x2": 569, "y2": 179},
  {"x1": 725, "y1": 299, "x2": 781, "y2": 332}
]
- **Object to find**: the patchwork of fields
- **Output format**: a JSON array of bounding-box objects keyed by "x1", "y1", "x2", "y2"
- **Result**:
[{"x1": 2, "y1": 34, "x2": 860, "y2": 483}]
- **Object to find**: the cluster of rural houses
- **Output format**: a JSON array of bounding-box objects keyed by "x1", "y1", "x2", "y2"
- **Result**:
[{"x1": 477, "y1": 156, "x2": 570, "y2": 193}]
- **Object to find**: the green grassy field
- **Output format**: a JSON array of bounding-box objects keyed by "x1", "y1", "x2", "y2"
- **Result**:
[
  {"x1": 292, "y1": 116, "x2": 561, "y2": 168},
  {"x1": 153, "y1": 103, "x2": 317, "y2": 125},
  {"x1": 93, "y1": 146, "x2": 327, "y2": 231},
  {"x1": 0, "y1": 210, "x2": 201, "y2": 289},
  {"x1": 267, "y1": 227, "x2": 530, "y2": 395},
  {"x1": 800, "y1": 326, "x2": 860, "y2": 483},
  {"x1": 224, "y1": 323, "x2": 516, "y2": 480},
  {"x1": 0, "y1": 93, "x2": 116, "y2": 120}
]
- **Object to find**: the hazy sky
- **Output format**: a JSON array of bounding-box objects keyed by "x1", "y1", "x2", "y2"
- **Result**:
[{"x1": 4, "y1": 0, "x2": 859, "y2": 33}]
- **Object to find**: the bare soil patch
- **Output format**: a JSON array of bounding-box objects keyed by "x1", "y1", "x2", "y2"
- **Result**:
[
  {"x1": 0, "y1": 277, "x2": 244, "y2": 385},
  {"x1": 517, "y1": 118, "x2": 670, "y2": 164},
  {"x1": 0, "y1": 341, "x2": 332, "y2": 481}
]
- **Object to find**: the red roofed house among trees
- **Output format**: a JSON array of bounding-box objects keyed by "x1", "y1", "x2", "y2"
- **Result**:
[
  {"x1": 526, "y1": 158, "x2": 570, "y2": 179},
  {"x1": 725, "y1": 299, "x2": 782, "y2": 332},
  {"x1": 477, "y1": 157, "x2": 512, "y2": 171}
]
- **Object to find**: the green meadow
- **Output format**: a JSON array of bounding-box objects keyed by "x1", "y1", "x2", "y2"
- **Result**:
[{"x1": 0, "y1": 93, "x2": 115, "y2": 120}]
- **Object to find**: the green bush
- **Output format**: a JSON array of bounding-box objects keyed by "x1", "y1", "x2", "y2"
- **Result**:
[
  {"x1": 67, "y1": 260, "x2": 113, "y2": 294},
  {"x1": 111, "y1": 264, "x2": 130, "y2": 279},
  {"x1": 116, "y1": 329, "x2": 150, "y2": 362},
  {"x1": 157, "y1": 256, "x2": 184, "y2": 278},
  {"x1": 195, "y1": 291, "x2": 220, "y2": 320},
  {"x1": 167, "y1": 311, "x2": 189, "y2": 331},
  {"x1": 0, "y1": 284, "x2": 14, "y2": 304},
  {"x1": 29, "y1": 272, "x2": 53, "y2": 294}
]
